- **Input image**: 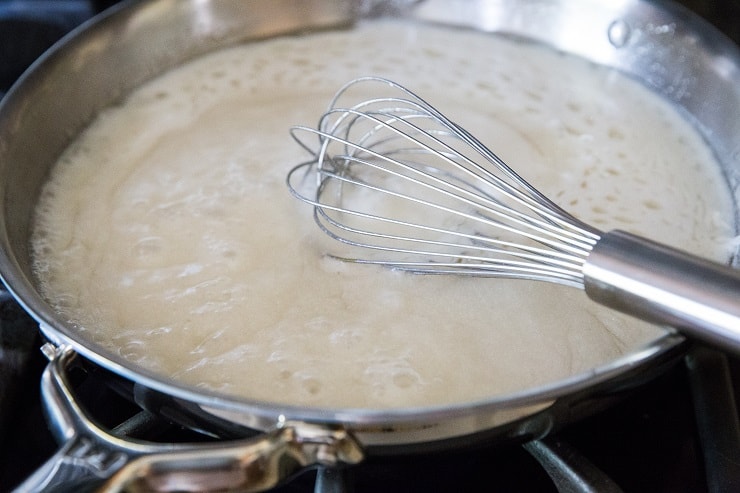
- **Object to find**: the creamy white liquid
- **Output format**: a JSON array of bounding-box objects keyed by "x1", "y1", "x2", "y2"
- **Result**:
[{"x1": 31, "y1": 21, "x2": 736, "y2": 409}]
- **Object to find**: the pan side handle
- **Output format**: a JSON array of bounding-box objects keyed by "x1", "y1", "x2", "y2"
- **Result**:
[{"x1": 14, "y1": 345, "x2": 364, "y2": 493}]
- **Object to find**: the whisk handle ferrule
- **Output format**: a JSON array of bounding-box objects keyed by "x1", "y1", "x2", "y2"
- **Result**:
[{"x1": 583, "y1": 230, "x2": 740, "y2": 354}]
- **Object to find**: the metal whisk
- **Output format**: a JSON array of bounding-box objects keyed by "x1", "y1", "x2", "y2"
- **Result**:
[{"x1": 287, "y1": 76, "x2": 740, "y2": 353}]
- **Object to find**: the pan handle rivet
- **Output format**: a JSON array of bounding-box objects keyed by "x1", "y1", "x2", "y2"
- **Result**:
[{"x1": 40, "y1": 342, "x2": 60, "y2": 361}]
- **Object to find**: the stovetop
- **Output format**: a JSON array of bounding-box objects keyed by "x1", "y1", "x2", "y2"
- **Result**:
[{"x1": 0, "y1": 1, "x2": 739, "y2": 492}]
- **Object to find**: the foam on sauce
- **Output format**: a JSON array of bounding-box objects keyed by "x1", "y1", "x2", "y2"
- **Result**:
[{"x1": 31, "y1": 21, "x2": 736, "y2": 409}]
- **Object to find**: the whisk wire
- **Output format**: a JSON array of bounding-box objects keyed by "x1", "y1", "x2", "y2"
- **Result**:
[
  {"x1": 285, "y1": 77, "x2": 740, "y2": 351},
  {"x1": 313, "y1": 155, "x2": 588, "y2": 265},
  {"x1": 319, "y1": 95, "x2": 599, "y2": 249},
  {"x1": 306, "y1": 197, "x2": 587, "y2": 286},
  {"x1": 287, "y1": 77, "x2": 602, "y2": 287},
  {"x1": 295, "y1": 111, "x2": 595, "y2": 254}
]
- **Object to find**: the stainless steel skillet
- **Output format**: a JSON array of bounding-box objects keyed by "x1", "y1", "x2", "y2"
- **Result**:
[{"x1": 0, "y1": 0, "x2": 736, "y2": 490}]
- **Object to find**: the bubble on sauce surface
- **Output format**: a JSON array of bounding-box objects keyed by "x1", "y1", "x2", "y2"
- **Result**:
[
  {"x1": 392, "y1": 369, "x2": 423, "y2": 389},
  {"x1": 298, "y1": 374, "x2": 323, "y2": 396},
  {"x1": 133, "y1": 236, "x2": 164, "y2": 259},
  {"x1": 328, "y1": 327, "x2": 366, "y2": 347}
]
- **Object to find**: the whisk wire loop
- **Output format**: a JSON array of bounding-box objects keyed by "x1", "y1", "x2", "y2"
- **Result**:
[
  {"x1": 298, "y1": 126, "x2": 594, "y2": 269},
  {"x1": 286, "y1": 76, "x2": 740, "y2": 352},
  {"x1": 287, "y1": 77, "x2": 601, "y2": 287},
  {"x1": 326, "y1": 107, "x2": 597, "y2": 253}
]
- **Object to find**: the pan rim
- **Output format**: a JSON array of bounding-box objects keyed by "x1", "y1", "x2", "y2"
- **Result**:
[{"x1": 0, "y1": 0, "x2": 735, "y2": 445}]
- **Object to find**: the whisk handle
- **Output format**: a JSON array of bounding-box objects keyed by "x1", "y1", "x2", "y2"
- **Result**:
[{"x1": 583, "y1": 230, "x2": 740, "y2": 353}]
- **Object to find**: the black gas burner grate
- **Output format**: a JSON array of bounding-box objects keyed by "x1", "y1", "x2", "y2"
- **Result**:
[
  {"x1": 1, "y1": 338, "x2": 731, "y2": 493},
  {"x1": 0, "y1": 1, "x2": 98, "y2": 96}
]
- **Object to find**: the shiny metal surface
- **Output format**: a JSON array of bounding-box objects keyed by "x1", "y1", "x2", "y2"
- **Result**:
[
  {"x1": 412, "y1": 0, "x2": 740, "y2": 193},
  {"x1": 286, "y1": 77, "x2": 740, "y2": 353},
  {"x1": 524, "y1": 438, "x2": 625, "y2": 493},
  {"x1": 17, "y1": 345, "x2": 363, "y2": 492},
  {"x1": 0, "y1": 1, "x2": 736, "y2": 486},
  {"x1": 287, "y1": 77, "x2": 601, "y2": 287},
  {"x1": 584, "y1": 230, "x2": 740, "y2": 352}
]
